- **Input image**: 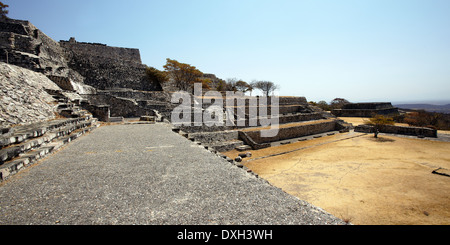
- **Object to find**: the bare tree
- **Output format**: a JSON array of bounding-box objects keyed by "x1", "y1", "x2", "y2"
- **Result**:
[
  {"x1": 226, "y1": 78, "x2": 238, "y2": 92},
  {"x1": 252, "y1": 80, "x2": 279, "y2": 97}
]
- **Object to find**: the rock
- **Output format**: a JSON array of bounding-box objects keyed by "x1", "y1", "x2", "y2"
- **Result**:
[
  {"x1": 0, "y1": 63, "x2": 60, "y2": 128},
  {"x1": 238, "y1": 153, "x2": 247, "y2": 158},
  {"x1": 236, "y1": 145, "x2": 252, "y2": 151},
  {"x1": 238, "y1": 152, "x2": 252, "y2": 159},
  {"x1": 234, "y1": 156, "x2": 242, "y2": 162}
]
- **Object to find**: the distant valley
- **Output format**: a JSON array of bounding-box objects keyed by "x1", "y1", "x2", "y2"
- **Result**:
[{"x1": 394, "y1": 103, "x2": 450, "y2": 114}]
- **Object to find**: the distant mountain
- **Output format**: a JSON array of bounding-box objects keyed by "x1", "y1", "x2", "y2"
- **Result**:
[{"x1": 394, "y1": 104, "x2": 450, "y2": 114}]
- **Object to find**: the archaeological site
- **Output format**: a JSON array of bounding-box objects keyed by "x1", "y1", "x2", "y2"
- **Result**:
[
  {"x1": 1, "y1": 17, "x2": 448, "y2": 226},
  {"x1": 0, "y1": 18, "x2": 358, "y2": 180}
]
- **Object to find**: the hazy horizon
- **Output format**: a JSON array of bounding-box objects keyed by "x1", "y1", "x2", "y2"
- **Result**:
[{"x1": 5, "y1": 0, "x2": 450, "y2": 104}]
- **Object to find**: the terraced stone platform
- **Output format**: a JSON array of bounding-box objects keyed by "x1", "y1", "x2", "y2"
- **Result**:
[{"x1": 0, "y1": 123, "x2": 345, "y2": 225}]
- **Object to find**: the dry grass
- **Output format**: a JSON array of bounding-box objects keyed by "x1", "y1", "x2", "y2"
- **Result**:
[{"x1": 224, "y1": 132, "x2": 450, "y2": 225}]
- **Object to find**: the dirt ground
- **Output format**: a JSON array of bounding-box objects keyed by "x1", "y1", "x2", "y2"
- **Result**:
[{"x1": 224, "y1": 121, "x2": 450, "y2": 225}]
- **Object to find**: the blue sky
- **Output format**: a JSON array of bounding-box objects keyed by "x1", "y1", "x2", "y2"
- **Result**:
[{"x1": 5, "y1": 0, "x2": 450, "y2": 104}]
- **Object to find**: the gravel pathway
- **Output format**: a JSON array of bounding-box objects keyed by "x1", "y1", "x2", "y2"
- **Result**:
[{"x1": 0, "y1": 123, "x2": 345, "y2": 225}]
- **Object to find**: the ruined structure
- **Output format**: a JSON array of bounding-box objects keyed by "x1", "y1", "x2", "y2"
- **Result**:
[
  {"x1": 331, "y1": 102, "x2": 399, "y2": 117},
  {"x1": 0, "y1": 19, "x2": 95, "y2": 94},
  {"x1": 0, "y1": 18, "x2": 169, "y2": 123},
  {"x1": 175, "y1": 95, "x2": 352, "y2": 152},
  {"x1": 0, "y1": 17, "x2": 354, "y2": 181},
  {"x1": 354, "y1": 124, "x2": 437, "y2": 138},
  {"x1": 60, "y1": 37, "x2": 161, "y2": 91}
]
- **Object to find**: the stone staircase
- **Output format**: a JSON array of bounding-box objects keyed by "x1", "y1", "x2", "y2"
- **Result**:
[{"x1": 0, "y1": 91, "x2": 99, "y2": 182}]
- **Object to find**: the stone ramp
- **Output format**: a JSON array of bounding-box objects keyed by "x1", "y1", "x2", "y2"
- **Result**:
[{"x1": 0, "y1": 123, "x2": 345, "y2": 225}]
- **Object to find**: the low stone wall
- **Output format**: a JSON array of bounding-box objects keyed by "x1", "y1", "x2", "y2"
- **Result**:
[
  {"x1": 354, "y1": 124, "x2": 437, "y2": 138},
  {"x1": 238, "y1": 131, "x2": 271, "y2": 150},
  {"x1": 278, "y1": 96, "x2": 308, "y2": 105},
  {"x1": 332, "y1": 108, "x2": 399, "y2": 117},
  {"x1": 343, "y1": 103, "x2": 394, "y2": 110},
  {"x1": 188, "y1": 130, "x2": 239, "y2": 144},
  {"x1": 277, "y1": 112, "x2": 323, "y2": 124},
  {"x1": 98, "y1": 90, "x2": 169, "y2": 102},
  {"x1": 244, "y1": 120, "x2": 337, "y2": 144},
  {"x1": 231, "y1": 112, "x2": 323, "y2": 127},
  {"x1": 225, "y1": 104, "x2": 313, "y2": 116},
  {"x1": 79, "y1": 102, "x2": 110, "y2": 122},
  {"x1": 82, "y1": 94, "x2": 146, "y2": 118}
]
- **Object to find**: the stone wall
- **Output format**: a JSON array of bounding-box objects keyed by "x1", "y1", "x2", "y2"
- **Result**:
[
  {"x1": 97, "y1": 89, "x2": 170, "y2": 102},
  {"x1": 332, "y1": 102, "x2": 399, "y2": 117},
  {"x1": 342, "y1": 103, "x2": 394, "y2": 110},
  {"x1": 244, "y1": 120, "x2": 338, "y2": 144},
  {"x1": 332, "y1": 108, "x2": 400, "y2": 117},
  {"x1": 81, "y1": 94, "x2": 147, "y2": 118},
  {"x1": 60, "y1": 38, "x2": 161, "y2": 91},
  {"x1": 60, "y1": 39, "x2": 142, "y2": 65},
  {"x1": 188, "y1": 130, "x2": 239, "y2": 144},
  {"x1": 354, "y1": 124, "x2": 437, "y2": 138},
  {"x1": 79, "y1": 102, "x2": 110, "y2": 122}
]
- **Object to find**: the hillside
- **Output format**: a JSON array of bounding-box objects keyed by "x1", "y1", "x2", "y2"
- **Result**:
[{"x1": 395, "y1": 104, "x2": 450, "y2": 114}]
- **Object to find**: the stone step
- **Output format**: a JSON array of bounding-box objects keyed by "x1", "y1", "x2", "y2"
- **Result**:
[
  {"x1": 0, "y1": 117, "x2": 96, "y2": 162},
  {"x1": 0, "y1": 116, "x2": 97, "y2": 149},
  {"x1": 58, "y1": 107, "x2": 90, "y2": 119},
  {"x1": 0, "y1": 124, "x2": 98, "y2": 182},
  {"x1": 108, "y1": 117, "x2": 124, "y2": 123},
  {"x1": 209, "y1": 140, "x2": 244, "y2": 152}
]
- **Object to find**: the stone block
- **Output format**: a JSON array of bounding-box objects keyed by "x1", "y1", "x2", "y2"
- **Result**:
[{"x1": 235, "y1": 145, "x2": 252, "y2": 152}]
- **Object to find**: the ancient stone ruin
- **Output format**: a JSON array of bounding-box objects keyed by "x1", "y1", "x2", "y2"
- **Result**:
[
  {"x1": 5, "y1": 17, "x2": 438, "y2": 182},
  {"x1": 331, "y1": 102, "x2": 399, "y2": 117},
  {"x1": 174, "y1": 95, "x2": 352, "y2": 152}
]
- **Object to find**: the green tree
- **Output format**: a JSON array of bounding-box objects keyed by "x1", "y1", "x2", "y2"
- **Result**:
[
  {"x1": 330, "y1": 98, "x2": 350, "y2": 109},
  {"x1": 145, "y1": 66, "x2": 168, "y2": 87},
  {"x1": 235, "y1": 80, "x2": 251, "y2": 93},
  {"x1": 201, "y1": 78, "x2": 212, "y2": 90},
  {"x1": 163, "y1": 58, "x2": 203, "y2": 92},
  {"x1": 365, "y1": 114, "x2": 395, "y2": 138},
  {"x1": 216, "y1": 80, "x2": 227, "y2": 92},
  {"x1": 317, "y1": 100, "x2": 331, "y2": 111},
  {"x1": 0, "y1": 2, "x2": 9, "y2": 20}
]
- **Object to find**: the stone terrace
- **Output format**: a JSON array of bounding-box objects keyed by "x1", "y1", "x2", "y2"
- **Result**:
[
  {"x1": 0, "y1": 123, "x2": 345, "y2": 225},
  {"x1": 175, "y1": 95, "x2": 352, "y2": 152}
]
